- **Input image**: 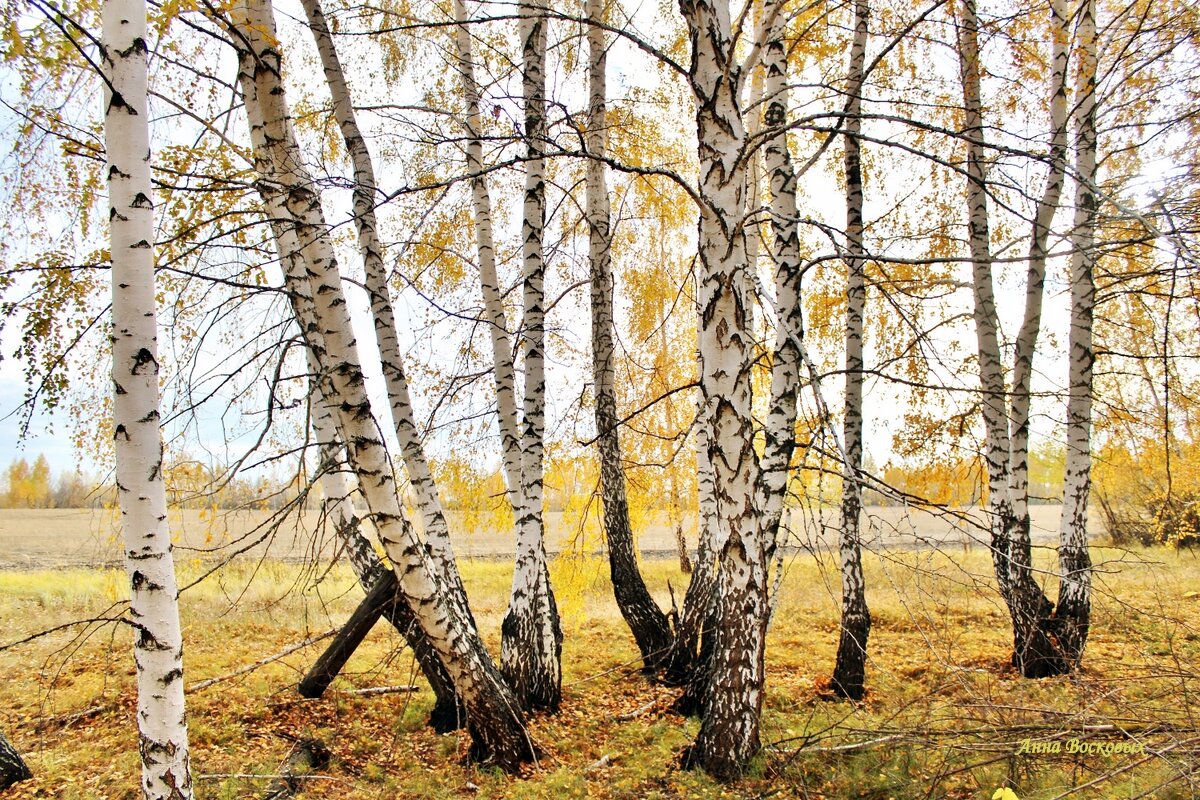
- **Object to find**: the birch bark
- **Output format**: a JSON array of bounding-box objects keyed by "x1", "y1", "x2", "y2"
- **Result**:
[
  {"x1": 0, "y1": 728, "x2": 32, "y2": 790},
  {"x1": 451, "y1": 0, "x2": 525, "y2": 543},
  {"x1": 230, "y1": 0, "x2": 533, "y2": 767},
  {"x1": 585, "y1": 0, "x2": 674, "y2": 673},
  {"x1": 500, "y1": 0, "x2": 563, "y2": 712},
  {"x1": 1057, "y1": 0, "x2": 1097, "y2": 665},
  {"x1": 831, "y1": 0, "x2": 872, "y2": 701},
  {"x1": 677, "y1": 0, "x2": 768, "y2": 778},
  {"x1": 104, "y1": 0, "x2": 193, "y2": 794}
]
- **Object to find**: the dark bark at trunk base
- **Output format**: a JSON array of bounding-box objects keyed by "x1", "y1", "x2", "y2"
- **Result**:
[
  {"x1": 298, "y1": 568, "x2": 466, "y2": 732},
  {"x1": 993, "y1": 514, "x2": 1074, "y2": 678},
  {"x1": 500, "y1": 561, "x2": 563, "y2": 712},
  {"x1": 607, "y1": 539, "x2": 674, "y2": 672},
  {"x1": 463, "y1": 696, "x2": 539, "y2": 770},
  {"x1": 299, "y1": 578, "x2": 389, "y2": 699},
  {"x1": 0, "y1": 729, "x2": 32, "y2": 790},
  {"x1": 830, "y1": 607, "x2": 871, "y2": 700},
  {"x1": 261, "y1": 738, "x2": 331, "y2": 800},
  {"x1": 662, "y1": 558, "x2": 716, "y2": 689},
  {"x1": 671, "y1": 582, "x2": 719, "y2": 718},
  {"x1": 1010, "y1": 592, "x2": 1070, "y2": 678}
]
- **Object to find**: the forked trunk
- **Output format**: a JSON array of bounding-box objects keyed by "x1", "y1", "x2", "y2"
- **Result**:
[
  {"x1": 230, "y1": 0, "x2": 533, "y2": 767},
  {"x1": 104, "y1": 0, "x2": 193, "y2": 794},
  {"x1": 831, "y1": 0, "x2": 872, "y2": 701},
  {"x1": 500, "y1": 0, "x2": 563, "y2": 711},
  {"x1": 957, "y1": 0, "x2": 1065, "y2": 678},
  {"x1": 585, "y1": 0, "x2": 673, "y2": 672},
  {"x1": 1056, "y1": 0, "x2": 1097, "y2": 665}
]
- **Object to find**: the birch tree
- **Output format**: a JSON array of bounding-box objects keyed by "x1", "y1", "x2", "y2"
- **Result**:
[
  {"x1": 0, "y1": 729, "x2": 32, "y2": 790},
  {"x1": 957, "y1": 0, "x2": 1084, "y2": 676},
  {"x1": 297, "y1": 0, "x2": 474, "y2": 629},
  {"x1": 676, "y1": 0, "x2": 768, "y2": 777},
  {"x1": 104, "y1": 0, "x2": 194, "y2": 793},
  {"x1": 501, "y1": 0, "x2": 563, "y2": 711},
  {"x1": 831, "y1": 0, "x2": 872, "y2": 701},
  {"x1": 228, "y1": 0, "x2": 534, "y2": 767},
  {"x1": 304, "y1": 357, "x2": 465, "y2": 730},
  {"x1": 585, "y1": 0, "x2": 675, "y2": 674}
]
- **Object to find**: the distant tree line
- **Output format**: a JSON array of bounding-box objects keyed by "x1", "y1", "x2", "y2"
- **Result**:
[{"x1": 1, "y1": 455, "x2": 109, "y2": 509}]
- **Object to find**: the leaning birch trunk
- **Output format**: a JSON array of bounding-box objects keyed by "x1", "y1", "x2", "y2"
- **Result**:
[
  {"x1": 678, "y1": 0, "x2": 767, "y2": 779},
  {"x1": 230, "y1": 0, "x2": 533, "y2": 768},
  {"x1": 585, "y1": 0, "x2": 673, "y2": 673},
  {"x1": 104, "y1": 1, "x2": 193, "y2": 795},
  {"x1": 297, "y1": 0, "x2": 473, "y2": 628},
  {"x1": 957, "y1": 0, "x2": 1062, "y2": 678},
  {"x1": 501, "y1": 0, "x2": 563, "y2": 712},
  {"x1": 305, "y1": 365, "x2": 466, "y2": 730},
  {"x1": 757, "y1": 0, "x2": 804, "y2": 560},
  {"x1": 830, "y1": 0, "x2": 872, "y2": 701},
  {"x1": 1057, "y1": 0, "x2": 1097, "y2": 666}
]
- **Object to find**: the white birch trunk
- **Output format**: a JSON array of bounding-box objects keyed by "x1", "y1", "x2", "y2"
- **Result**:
[
  {"x1": 756, "y1": 0, "x2": 802, "y2": 558},
  {"x1": 230, "y1": 0, "x2": 533, "y2": 767},
  {"x1": 831, "y1": 0, "x2": 872, "y2": 701},
  {"x1": 452, "y1": 0, "x2": 525, "y2": 526},
  {"x1": 585, "y1": 0, "x2": 673, "y2": 671},
  {"x1": 104, "y1": 3, "x2": 194, "y2": 796},
  {"x1": 678, "y1": 0, "x2": 767, "y2": 778},
  {"x1": 298, "y1": 0, "x2": 474, "y2": 627},
  {"x1": 501, "y1": 0, "x2": 563, "y2": 711},
  {"x1": 305, "y1": 365, "x2": 466, "y2": 728},
  {"x1": 1008, "y1": 0, "x2": 1069, "y2": 528},
  {"x1": 1057, "y1": 0, "x2": 1097, "y2": 665}
]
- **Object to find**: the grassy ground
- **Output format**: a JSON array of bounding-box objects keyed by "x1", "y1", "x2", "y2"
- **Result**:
[{"x1": 1, "y1": 543, "x2": 1198, "y2": 799}]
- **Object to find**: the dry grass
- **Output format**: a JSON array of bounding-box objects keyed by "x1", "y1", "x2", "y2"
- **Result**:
[{"x1": 0, "y1": 526, "x2": 1198, "y2": 799}]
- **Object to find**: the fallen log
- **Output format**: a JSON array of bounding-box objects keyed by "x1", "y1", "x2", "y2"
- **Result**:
[
  {"x1": 260, "y1": 738, "x2": 331, "y2": 800},
  {"x1": 0, "y1": 728, "x2": 32, "y2": 790},
  {"x1": 298, "y1": 573, "x2": 395, "y2": 698},
  {"x1": 298, "y1": 569, "x2": 465, "y2": 732}
]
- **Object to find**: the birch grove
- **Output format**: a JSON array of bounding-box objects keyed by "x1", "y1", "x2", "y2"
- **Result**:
[{"x1": 9, "y1": 0, "x2": 1199, "y2": 787}]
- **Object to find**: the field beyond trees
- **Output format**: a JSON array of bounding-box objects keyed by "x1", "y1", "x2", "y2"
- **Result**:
[{"x1": 1, "y1": 512, "x2": 1197, "y2": 799}]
